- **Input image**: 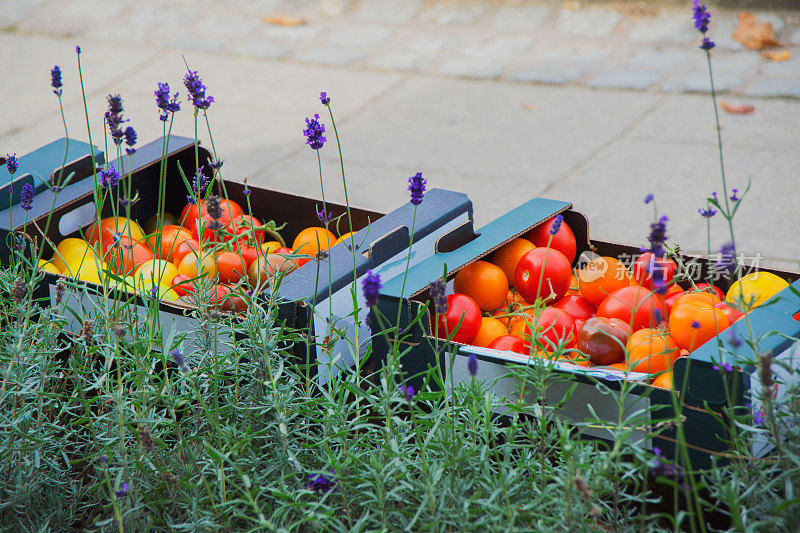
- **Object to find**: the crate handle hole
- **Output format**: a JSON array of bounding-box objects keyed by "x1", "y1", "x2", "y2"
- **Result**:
[{"x1": 58, "y1": 202, "x2": 97, "y2": 237}]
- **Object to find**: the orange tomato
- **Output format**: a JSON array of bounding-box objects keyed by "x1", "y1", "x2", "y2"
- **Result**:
[
  {"x1": 150, "y1": 225, "x2": 193, "y2": 262},
  {"x1": 668, "y1": 304, "x2": 729, "y2": 351},
  {"x1": 292, "y1": 227, "x2": 335, "y2": 257},
  {"x1": 490, "y1": 238, "x2": 535, "y2": 287},
  {"x1": 625, "y1": 328, "x2": 679, "y2": 374},
  {"x1": 652, "y1": 371, "x2": 673, "y2": 389},
  {"x1": 105, "y1": 236, "x2": 154, "y2": 275},
  {"x1": 454, "y1": 260, "x2": 509, "y2": 311},
  {"x1": 262, "y1": 240, "x2": 281, "y2": 256},
  {"x1": 578, "y1": 256, "x2": 633, "y2": 307},
  {"x1": 215, "y1": 251, "x2": 247, "y2": 285},
  {"x1": 672, "y1": 291, "x2": 722, "y2": 310},
  {"x1": 567, "y1": 274, "x2": 581, "y2": 296},
  {"x1": 177, "y1": 250, "x2": 215, "y2": 279},
  {"x1": 86, "y1": 216, "x2": 146, "y2": 252},
  {"x1": 471, "y1": 317, "x2": 509, "y2": 347}
]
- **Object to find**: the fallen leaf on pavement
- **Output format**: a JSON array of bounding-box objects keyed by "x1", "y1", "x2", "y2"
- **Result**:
[
  {"x1": 732, "y1": 13, "x2": 779, "y2": 50},
  {"x1": 263, "y1": 14, "x2": 307, "y2": 26},
  {"x1": 522, "y1": 102, "x2": 538, "y2": 111},
  {"x1": 720, "y1": 100, "x2": 755, "y2": 114},
  {"x1": 762, "y1": 49, "x2": 791, "y2": 61}
]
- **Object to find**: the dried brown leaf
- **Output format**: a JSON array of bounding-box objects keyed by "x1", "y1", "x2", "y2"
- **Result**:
[
  {"x1": 762, "y1": 49, "x2": 791, "y2": 62},
  {"x1": 263, "y1": 14, "x2": 307, "y2": 26},
  {"x1": 522, "y1": 102, "x2": 538, "y2": 111},
  {"x1": 732, "y1": 13, "x2": 779, "y2": 50},
  {"x1": 720, "y1": 100, "x2": 755, "y2": 115}
]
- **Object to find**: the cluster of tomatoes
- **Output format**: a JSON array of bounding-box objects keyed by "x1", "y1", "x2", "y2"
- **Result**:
[
  {"x1": 41, "y1": 197, "x2": 359, "y2": 311},
  {"x1": 434, "y1": 216, "x2": 790, "y2": 389}
]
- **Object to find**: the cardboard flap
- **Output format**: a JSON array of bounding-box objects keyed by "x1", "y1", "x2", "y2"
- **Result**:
[{"x1": 381, "y1": 197, "x2": 571, "y2": 299}]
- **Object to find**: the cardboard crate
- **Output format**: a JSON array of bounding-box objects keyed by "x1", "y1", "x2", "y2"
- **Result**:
[
  {"x1": 10, "y1": 135, "x2": 472, "y2": 375},
  {"x1": 0, "y1": 138, "x2": 103, "y2": 264},
  {"x1": 371, "y1": 197, "x2": 800, "y2": 467}
]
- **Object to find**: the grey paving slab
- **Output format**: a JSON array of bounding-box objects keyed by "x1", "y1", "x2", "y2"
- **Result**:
[
  {"x1": 418, "y1": 2, "x2": 487, "y2": 25},
  {"x1": 745, "y1": 79, "x2": 800, "y2": 99},
  {"x1": 628, "y1": 11, "x2": 698, "y2": 44},
  {"x1": 333, "y1": 77, "x2": 661, "y2": 181},
  {"x1": 229, "y1": 41, "x2": 293, "y2": 60},
  {"x1": 588, "y1": 69, "x2": 665, "y2": 90},
  {"x1": 296, "y1": 47, "x2": 365, "y2": 66},
  {"x1": 507, "y1": 46, "x2": 611, "y2": 84},
  {"x1": 492, "y1": 5, "x2": 551, "y2": 33},
  {"x1": 353, "y1": 0, "x2": 423, "y2": 23},
  {"x1": 628, "y1": 93, "x2": 800, "y2": 152},
  {"x1": 558, "y1": 7, "x2": 622, "y2": 38},
  {"x1": 436, "y1": 57, "x2": 504, "y2": 79},
  {"x1": 17, "y1": 0, "x2": 126, "y2": 37},
  {"x1": 323, "y1": 24, "x2": 394, "y2": 48},
  {"x1": 544, "y1": 138, "x2": 800, "y2": 263}
]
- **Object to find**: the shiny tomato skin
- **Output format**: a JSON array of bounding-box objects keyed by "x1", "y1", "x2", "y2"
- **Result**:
[
  {"x1": 597, "y1": 286, "x2": 665, "y2": 331},
  {"x1": 664, "y1": 291, "x2": 685, "y2": 317},
  {"x1": 487, "y1": 334, "x2": 530, "y2": 355},
  {"x1": 524, "y1": 216, "x2": 577, "y2": 263},
  {"x1": 437, "y1": 294, "x2": 482, "y2": 344},
  {"x1": 715, "y1": 301, "x2": 744, "y2": 324},
  {"x1": 515, "y1": 248, "x2": 572, "y2": 305},
  {"x1": 170, "y1": 274, "x2": 195, "y2": 296},
  {"x1": 513, "y1": 307, "x2": 576, "y2": 350},
  {"x1": 576, "y1": 316, "x2": 629, "y2": 366},
  {"x1": 554, "y1": 294, "x2": 596, "y2": 321},
  {"x1": 695, "y1": 283, "x2": 725, "y2": 301},
  {"x1": 633, "y1": 252, "x2": 678, "y2": 291}
]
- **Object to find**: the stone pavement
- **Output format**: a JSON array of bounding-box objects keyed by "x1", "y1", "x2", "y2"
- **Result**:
[{"x1": 1, "y1": 0, "x2": 799, "y2": 270}]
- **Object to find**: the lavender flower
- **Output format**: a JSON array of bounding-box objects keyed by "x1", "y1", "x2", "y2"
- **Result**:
[
  {"x1": 187, "y1": 167, "x2": 208, "y2": 204},
  {"x1": 155, "y1": 82, "x2": 181, "y2": 121},
  {"x1": 114, "y1": 482, "x2": 130, "y2": 498},
  {"x1": 99, "y1": 163, "x2": 120, "y2": 189},
  {"x1": 692, "y1": 1, "x2": 715, "y2": 50},
  {"x1": 303, "y1": 114, "x2": 326, "y2": 150},
  {"x1": 644, "y1": 215, "x2": 669, "y2": 258},
  {"x1": 728, "y1": 328, "x2": 743, "y2": 348},
  {"x1": 305, "y1": 473, "x2": 337, "y2": 496},
  {"x1": 650, "y1": 449, "x2": 685, "y2": 488},
  {"x1": 692, "y1": 0, "x2": 711, "y2": 33},
  {"x1": 205, "y1": 194, "x2": 224, "y2": 231},
  {"x1": 20, "y1": 183, "x2": 34, "y2": 211},
  {"x1": 399, "y1": 384, "x2": 415, "y2": 401},
  {"x1": 712, "y1": 362, "x2": 733, "y2": 372},
  {"x1": 698, "y1": 207, "x2": 717, "y2": 218},
  {"x1": 753, "y1": 410, "x2": 764, "y2": 426},
  {"x1": 549, "y1": 214, "x2": 564, "y2": 236},
  {"x1": 320, "y1": 91, "x2": 330, "y2": 105},
  {"x1": 468, "y1": 353, "x2": 478, "y2": 376},
  {"x1": 429, "y1": 278, "x2": 448, "y2": 315},
  {"x1": 171, "y1": 349, "x2": 188, "y2": 372},
  {"x1": 124, "y1": 126, "x2": 137, "y2": 155},
  {"x1": 691, "y1": 321, "x2": 701, "y2": 329},
  {"x1": 105, "y1": 94, "x2": 126, "y2": 146},
  {"x1": 5, "y1": 153, "x2": 19, "y2": 175},
  {"x1": 717, "y1": 242, "x2": 736, "y2": 274},
  {"x1": 644, "y1": 193, "x2": 654, "y2": 204},
  {"x1": 209, "y1": 159, "x2": 223, "y2": 170},
  {"x1": 75, "y1": 45, "x2": 81, "y2": 54},
  {"x1": 183, "y1": 70, "x2": 214, "y2": 110},
  {"x1": 362, "y1": 270, "x2": 381, "y2": 308},
  {"x1": 408, "y1": 171, "x2": 426, "y2": 206},
  {"x1": 50, "y1": 65, "x2": 63, "y2": 96},
  {"x1": 730, "y1": 188, "x2": 740, "y2": 202},
  {"x1": 317, "y1": 209, "x2": 332, "y2": 225}
]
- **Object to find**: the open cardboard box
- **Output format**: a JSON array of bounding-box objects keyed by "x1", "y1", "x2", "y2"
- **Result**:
[
  {"x1": 7, "y1": 135, "x2": 474, "y2": 375},
  {"x1": 372, "y1": 197, "x2": 800, "y2": 467}
]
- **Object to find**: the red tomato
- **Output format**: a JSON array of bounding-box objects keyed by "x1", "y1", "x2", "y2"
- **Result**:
[
  {"x1": 695, "y1": 283, "x2": 725, "y2": 301},
  {"x1": 515, "y1": 248, "x2": 572, "y2": 305},
  {"x1": 633, "y1": 252, "x2": 677, "y2": 292},
  {"x1": 231, "y1": 215, "x2": 264, "y2": 245},
  {"x1": 236, "y1": 244, "x2": 259, "y2": 269},
  {"x1": 437, "y1": 294, "x2": 482, "y2": 344},
  {"x1": 170, "y1": 274, "x2": 195, "y2": 296},
  {"x1": 524, "y1": 216, "x2": 577, "y2": 263},
  {"x1": 554, "y1": 294, "x2": 596, "y2": 321},
  {"x1": 513, "y1": 307, "x2": 575, "y2": 351},
  {"x1": 274, "y1": 247, "x2": 293, "y2": 255},
  {"x1": 171, "y1": 239, "x2": 200, "y2": 267},
  {"x1": 664, "y1": 291, "x2": 684, "y2": 317},
  {"x1": 487, "y1": 334, "x2": 530, "y2": 355},
  {"x1": 180, "y1": 198, "x2": 244, "y2": 231},
  {"x1": 715, "y1": 301, "x2": 744, "y2": 324},
  {"x1": 209, "y1": 284, "x2": 230, "y2": 309},
  {"x1": 597, "y1": 286, "x2": 665, "y2": 331}
]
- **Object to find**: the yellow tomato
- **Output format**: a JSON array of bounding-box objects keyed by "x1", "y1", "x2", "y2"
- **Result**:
[
  {"x1": 75, "y1": 260, "x2": 106, "y2": 285},
  {"x1": 135, "y1": 259, "x2": 178, "y2": 286},
  {"x1": 136, "y1": 278, "x2": 179, "y2": 302},
  {"x1": 726, "y1": 271, "x2": 790, "y2": 311},
  {"x1": 334, "y1": 231, "x2": 357, "y2": 248},
  {"x1": 37, "y1": 259, "x2": 61, "y2": 274},
  {"x1": 50, "y1": 238, "x2": 94, "y2": 274},
  {"x1": 262, "y1": 240, "x2": 281, "y2": 256}
]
